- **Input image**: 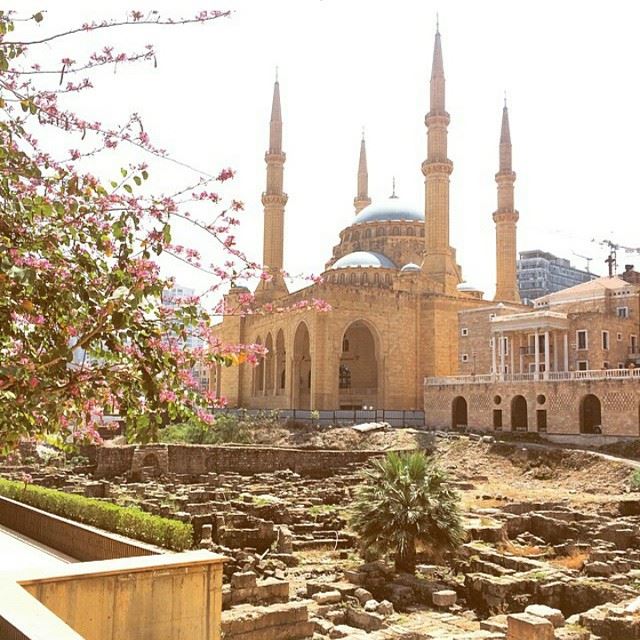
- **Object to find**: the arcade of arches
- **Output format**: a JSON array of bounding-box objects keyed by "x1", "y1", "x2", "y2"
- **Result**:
[
  {"x1": 237, "y1": 317, "x2": 386, "y2": 411},
  {"x1": 428, "y1": 380, "x2": 640, "y2": 436}
]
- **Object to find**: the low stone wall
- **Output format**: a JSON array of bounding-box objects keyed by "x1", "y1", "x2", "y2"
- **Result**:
[
  {"x1": 221, "y1": 601, "x2": 313, "y2": 640},
  {"x1": 0, "y1": 496, "x2": 160, "y2": 562},
  {"x1": 95, "y1": 443, "x2": 384, "y2": 478}
]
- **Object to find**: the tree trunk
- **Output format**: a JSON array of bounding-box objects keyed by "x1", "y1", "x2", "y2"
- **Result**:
[{"x1": 395, "y1": 536, "x2": 416, "y2": 573}]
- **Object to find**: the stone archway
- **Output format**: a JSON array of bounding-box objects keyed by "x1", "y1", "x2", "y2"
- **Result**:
[
  {"x1": 338, "y1": 320, "x2": 380, "y2": 410},
  {"x1": 265, "y1": 333, "x2": 274, "y2": 393},
  {"x1": 253, "y1": 336, "x2": 264, "y2": 395},
  {"x1": 451, "y1": 396, "x2": 468, "y2": 429},
  {"x1": 511, "y1": 395, "x2": 528, "y2": 431},
  {"x1": 292, "y1": 322, "x2": 311, "y2": 410},
  {"x1": 580, "y1": 394, "x2": 602, "y2": 434}
]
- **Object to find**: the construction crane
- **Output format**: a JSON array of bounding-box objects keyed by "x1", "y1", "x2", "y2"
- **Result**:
[
  {"x1": 571, "y1": 251, "x2": 593, "y2": 274},
  {"x1": 592, "y1": 238, "x2": 640, "y2": 277}
]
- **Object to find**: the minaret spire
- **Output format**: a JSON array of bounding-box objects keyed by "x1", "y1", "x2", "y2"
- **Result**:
[
  {"x1": 421, "y1": 24, "x2": 461, "y2": 292},
  {"x1": 354, "y1": 129, "x2": 371, "y2": 214},
  {"x1": 493, "y1": 100, "x2": 520, "y2": 302},
  {"x1": 255, "y1": 73, "x2": 288, "y2": 302}
]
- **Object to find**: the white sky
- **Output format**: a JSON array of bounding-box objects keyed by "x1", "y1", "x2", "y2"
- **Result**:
[{"x1": 11, "y1": 1, "x2": 640, "y2": 303}]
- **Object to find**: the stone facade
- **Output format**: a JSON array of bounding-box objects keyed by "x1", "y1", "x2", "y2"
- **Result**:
[
  {"x1": 425, "y1": 376, "x2": 640, "y2": 436},
  {"x1": 426, "y1": 276, "x2": 640, "y2": 436}
]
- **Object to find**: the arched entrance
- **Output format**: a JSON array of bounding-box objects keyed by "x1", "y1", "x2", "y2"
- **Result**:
[
  {"x1": 580, "y1": 394, "x2": 602, "y2": 434},
  {"x1": 451, "y1": 396, "x2": 468, "y2": 429},
  {"x1": 253, "y1": 336, "x2": 264, "y2": 395},
  {"x1": 264, "y1": 333, "x2": 274, "y2": 393},
  {"x1": 338, "y1": 320, "x2": 379, "y2": 410},
  {"x1": 293, "y1": 323, "x2": 311, "y2": 409},
  {"x1": 511, "y1": 395, "x2": 528, "y2": 431},
  {"x1": 275, "y1": 329, "x2": 286, "y2": 395}
]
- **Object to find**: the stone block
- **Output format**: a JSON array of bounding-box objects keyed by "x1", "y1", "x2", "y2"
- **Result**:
[
  {"x1": 364, "y1": 599, "x2": 379, "y2": 612},
  {"x1": 432, "y1": 589, "x2": 457, "y2": 607},
  {"x1": 524, "y1": 604, "x2": 565, "y2": 628},
  {"x1": 376, "y1": 600, "x2": 394, "y2": 616},
  {"x1": 507, "y1": 612, "x2": 554, "y2": 640},
  {"x1": 231, "y1": 571, "x2": 258, "y2": 589},
  {"x1": 312, "y1": 590, "x2": 342, "y2": 605},
  {"x1": 345, "y1": 607, "x2": 385, "y2": 631},
  {"x1": 354, "y1": 587, "x2": 373, "y2": 605}
]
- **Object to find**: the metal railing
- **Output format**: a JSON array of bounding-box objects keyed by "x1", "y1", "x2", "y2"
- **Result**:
[{"x1": 425, "y1": 367, "x2": 640, "y2": 386}]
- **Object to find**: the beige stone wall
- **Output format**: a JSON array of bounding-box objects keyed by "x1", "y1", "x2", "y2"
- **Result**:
[
  {"x1": 216, "y1": 277, "x2": 488, "y2": 411},
  {"x1": 4, "y1": 551, "x2": 224, "y2": 640},
  {"x1": 424, "y1": 378, "x2": 640, "y2": 436}
]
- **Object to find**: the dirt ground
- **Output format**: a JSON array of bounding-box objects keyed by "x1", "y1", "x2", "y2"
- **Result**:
[
  {"x1": 248, "y1": 421, "x2": 640, "y2": 509},
  {"x1": 248, "y1": 423, "x2": 434, "y2": 451}
]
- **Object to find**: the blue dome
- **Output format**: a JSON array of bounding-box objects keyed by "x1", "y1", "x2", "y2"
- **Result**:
[
  {"x1": 400, "y1": 263, "x2": 421, "y2": 272},
  {"x1": 331, "y1": 251, "x2": 397, "y2": 270},
  {"x1": 354, "y1": 198, "x2": 423, "y2": 225}
]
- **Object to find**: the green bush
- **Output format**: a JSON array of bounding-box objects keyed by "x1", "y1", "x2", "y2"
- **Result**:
[
  {"x1": 0, "y1": 478, "x2": 193, "y2": 551},
  {"x1": 159, "y1": 414, "x2": 251, "y2": 445}
]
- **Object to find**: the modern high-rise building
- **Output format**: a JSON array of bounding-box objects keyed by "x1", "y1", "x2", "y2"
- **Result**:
[{"x1": 517, "y1": 250, "x2": 595, "y2": 303}]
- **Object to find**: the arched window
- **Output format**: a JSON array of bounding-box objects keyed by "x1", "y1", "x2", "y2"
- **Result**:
[
  {"x1": 338, "y1": 273, "x2": 345, "y2": 284},
  {"x1": 376, "y1": 227, "x2": 385, "y2": 237},
  {"x1": 364, "y1": 228, "x2": 372, "y2": 239},
  {"x1": 362, "y1": 272, "x2": 368, "y2": 284},
  {"x1": 342, "y1": 338, "x2": 350, "y2": 352},
  {"x1": 352, "y1": 231, "x2": 360, "y2": 241},
  {"x1": 350, "y1": 272, "x2": 357, "y2": 284},
  {"x1": 392, "y1": 226, "x2": 399, "y2": 236},
  {"x1": 406, "y1": 227, "x2": 415, "y2": 236}
]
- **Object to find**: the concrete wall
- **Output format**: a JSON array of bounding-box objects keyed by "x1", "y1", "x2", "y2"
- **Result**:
[
  {"x1": 0, "y1": 496, "x2": 160, "y2": 562},
  {"x1": 424, "y1": 378, "x2": 640, "y2": 436},
  {"x1": 1, "y1": 551, "x2": 224, "y2": 640}
]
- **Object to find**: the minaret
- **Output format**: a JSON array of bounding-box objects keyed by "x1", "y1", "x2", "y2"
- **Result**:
[
  {"x1": 354, "y1": 131, "x2": 371, "y2": 214},
  {"x1": 255, "y1": 73, "x2": 289, "y2": 302},
  {"x1": 493, "y1": 98, "x2": 520, "y2": 302},
  {"x1": 421, "y1": 23, "x2": 461, "y2": 292}
]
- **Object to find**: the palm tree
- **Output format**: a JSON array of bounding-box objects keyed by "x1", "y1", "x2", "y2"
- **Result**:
[{"x1": 350, "y1": 450, "x2": 464, "y2": 573}]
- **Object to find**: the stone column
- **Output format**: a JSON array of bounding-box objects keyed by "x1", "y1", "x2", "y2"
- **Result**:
[
  {"x1": 544, "y1": 330, "x2": 550, "y2": 380},
  {"x1": 563, "y1": 332, "x2": 569, "y2": 371},
  {"x1": 553, "y1": 332, "x2": 558, "y2": 373},
  {"x1": 534, "y1": 329, "x2": 540, "y2": 381},
  {"x1": 499, "y1": 332, "x2": 505, "y2": 380}
]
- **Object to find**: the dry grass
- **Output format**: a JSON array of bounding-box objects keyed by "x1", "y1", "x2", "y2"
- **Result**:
[
  {"x1": 549, "y1": 550, "x2": 589, "y2": 570},
  {"x1": 498, "y1": 540, "x2": 548, "y2": 557}
]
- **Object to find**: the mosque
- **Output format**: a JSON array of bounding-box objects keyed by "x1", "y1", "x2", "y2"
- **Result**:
[{"x1": 215, "y1": 27, "x2": 524, "y2": 411}]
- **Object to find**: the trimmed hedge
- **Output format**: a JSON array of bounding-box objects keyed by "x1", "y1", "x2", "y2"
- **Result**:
[{"x1": 0, "y1": 478, "x2": 193, "y2": 551}]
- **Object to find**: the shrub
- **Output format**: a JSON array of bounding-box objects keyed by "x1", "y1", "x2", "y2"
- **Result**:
[
  {"x1": 0, "y1": 478, "x2": 193, "y2": 551},
  {"x1": 350, "y1": 450, "x2": 464, "y2": 573},
  {"x1": 159, "y1": 414, "x2": 251, "y2": 445}
]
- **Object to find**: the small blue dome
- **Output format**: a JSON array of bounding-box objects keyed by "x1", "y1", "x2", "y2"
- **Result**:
[
  {"x1": 400, "y1": 263, "x2": 421, "y2": 272},
  {"x1": 354, "y1": 198, "x2": 423, "y2": 225},
  {"x1": 331, "y1": 251, "x2": 397, "y2": 270}
]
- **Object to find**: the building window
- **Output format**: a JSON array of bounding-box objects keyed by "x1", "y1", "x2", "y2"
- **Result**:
[
  {"x1": 617, "y1": 332, "x2": 623, "y2": 342},
  {"x1": 602, "y1": 331, "x2": 609, "y2": 350},
  {"x1": 339, "y1": 364, "x2": 351, "y2": 389},
  {"x1": 493, "y1": 409, "x2": 503, "y2": 430},
  {"x1": 577, "y1": 330, "x2": 588, "y2": 350},
  {"x1": 632, "y1": 335, "x2": 638, "y2": 354},
  {"x1": 461, "y1": 353, "x2": 469, "y2": 362},
  {"x1": 577, "y1": 360, "x2": 589, "y2": 371},
  {"x1": 618, "y1": 363, "x2": 625, "y2": 369},
  {"x1": 617, "y1": 306, "x2": 629, "y2": 318},
  {"x1": 461, "y1": 327, "x2": 469, "y2": 337},
  {"x1": 342, "y1": 338, "x2": 349, "y2": 353},
  {"x1": 499, "y1": 336, "x2": 509, "y2": 357},
  {"x1": 603, "y1": 362, "x2": 610, "y2": 369}
]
